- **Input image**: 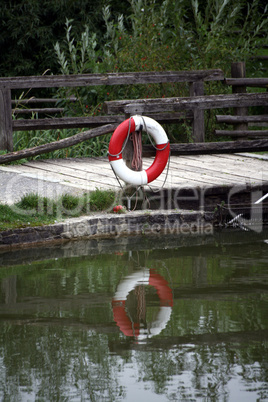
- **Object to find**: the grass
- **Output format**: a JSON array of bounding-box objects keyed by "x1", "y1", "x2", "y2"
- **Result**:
[
  {"x1": 0, "y1": 203, "x2": 56, "y2": 231},
  {"x1": 0, "y1": 189, "x2": 116, "y2": 231}
]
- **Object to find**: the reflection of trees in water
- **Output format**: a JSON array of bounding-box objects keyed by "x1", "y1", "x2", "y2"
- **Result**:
[
  {"x1": 0, "y1": 247, "x2": 268, "y2": 401},
  {"x1": 0, "y1": 324, "x2": 126, "y2": 401},
  {"x1": 1, "y1": 320, "x2": 267, "y2": 401},
  {"x1": 131, "y1": 339, "x2": 268, "y2": 400}
]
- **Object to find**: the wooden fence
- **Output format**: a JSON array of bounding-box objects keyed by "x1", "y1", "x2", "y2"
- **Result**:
[
  {"x1": 0, "y1": 69, "x2": 224, "y2": 152},
  {"x1": 0, "y1": 63, "x2": 267, "y2": 162},
  {"x1": 215, "y1": 62, "x2": 268, "y2": 138}
]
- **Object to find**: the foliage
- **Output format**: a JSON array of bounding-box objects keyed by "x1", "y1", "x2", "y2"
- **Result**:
[
  {"x1": 1, "y1": 0, "x2": 267, "y2": 79},
  {"x1": 5, "y1": 0, "x2": 268, "y2": 155},
  {"x1": 0, "y1": 0, "x2": 111, "y2": 77},
  {"x1": 0, "y1": 201, "x2": 55, "y2": 231},
  {"x1": 50, "y1": 0, "x2": 267, "y2": 145}
]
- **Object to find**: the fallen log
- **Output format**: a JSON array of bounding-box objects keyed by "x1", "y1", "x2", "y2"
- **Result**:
[{"x1": 0, "y1": 123, "x2": 118, "y2": 164}]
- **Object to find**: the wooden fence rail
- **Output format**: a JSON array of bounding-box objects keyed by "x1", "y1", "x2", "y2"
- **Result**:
[{"x1": 104, "y1": 92, "x2": 268, "y2": 114}]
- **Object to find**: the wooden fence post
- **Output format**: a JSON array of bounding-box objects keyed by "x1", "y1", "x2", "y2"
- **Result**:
[
  {"x1": 231, "y1": 62, "x2": 248, "y2": 136},
  {"x1": 189, "y1": 81, "x2": 205, "y2": 142},
  {"x1": 0, "y1": 88, "x2": 13, "y2": 151}
]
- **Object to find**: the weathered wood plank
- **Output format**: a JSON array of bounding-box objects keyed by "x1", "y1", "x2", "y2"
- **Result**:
[
  {"x1": 37, "y1": 158, "x2": 116, "y2": 178},
  {"x1": 165, "y1": 158, "x2": 245, "y2": 184},
  {"x1": 23, "y1": 160, "x2": 119, "y2": 188},
  {"x1": 175, "y1": 154, "x2": 268, "y2": 181},
  {"x1": 2, "y1": 163, "x2": 117, "y2": 191},
  {"x1": 231, "y1": 62, "x2": 248, "y2": 135},
  {"x1": 12, "y1": 108, "x2": 65, "y2": 114},
  {"x1": 189, "y1": 81, "x2": 204, "y2": 142},
  {"x1": 0, "y1": 89, "x2": 13, "y2": 151},
  {"x1": 12, "y1": 112, "x2": 193, "y2": 131},
  {"x1": 11, "y1": 97, "x2": 77, "y2": 104},
  {"x1": 12, "y1": 116, "x2": 124, "y2": 131},
  {"x1": 180, "y1": 152, "x2": 268, "y2": 170},
  {"x1": 225, "y1": 78, "x2": 268, "y2": 87},
  {"x1": 213, "y1": 152, "x2": 268, "y2": 162},
  {"x1": 104, "y1": 93, "x2": 268, "y2": 114},
  {"x1": 142, "y1": 139, "x2": 268, "y2": 156},
  {"x1": 0, "y1": 70, "x2": 224, "y2": 90},
  {"x1": 215, "y1": 130, "x2": 268, "y2": 137},
  {"x1": 216, "y1": 115, "x2": 268, "y2": 123}
]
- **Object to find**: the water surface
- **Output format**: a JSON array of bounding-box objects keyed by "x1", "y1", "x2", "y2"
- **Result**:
[{"x1": 0, "y1": 229, "x2": 268, "y2": 401}]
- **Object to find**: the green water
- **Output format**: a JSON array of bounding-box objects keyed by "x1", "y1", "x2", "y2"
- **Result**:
[{"x1": 0, "y1": 229, "x2": 268, "y2": 401}]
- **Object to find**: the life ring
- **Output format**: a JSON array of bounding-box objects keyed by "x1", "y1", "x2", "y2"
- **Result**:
[
  {"x1": 112, "y1": 269, "x2": 173, "y2": 339},
  {"x1": 108, "y1": 115, "x2": 170, "y2": 185}
]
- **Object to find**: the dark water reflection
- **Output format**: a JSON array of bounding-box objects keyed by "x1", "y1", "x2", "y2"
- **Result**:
[{"x1": 0, "y1": 229, "x2": 268, "y2": 401}]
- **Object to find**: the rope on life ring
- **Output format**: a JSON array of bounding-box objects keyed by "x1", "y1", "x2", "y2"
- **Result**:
[
  {"x1": 108, "y1": 115, "x2": 170, "y2": 186},
  {"x1": 112, "y1": 269, "x2": 173, "y2": 339}
]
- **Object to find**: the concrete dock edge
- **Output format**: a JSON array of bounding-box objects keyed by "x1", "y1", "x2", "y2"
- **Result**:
[{"x1": 0, "y1": 210, "x2": 214, "y2": 250}]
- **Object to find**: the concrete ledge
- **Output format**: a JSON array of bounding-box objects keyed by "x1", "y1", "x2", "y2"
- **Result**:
[{"x1": 0, "y1": 210, "x2": 214, "y2": 250}]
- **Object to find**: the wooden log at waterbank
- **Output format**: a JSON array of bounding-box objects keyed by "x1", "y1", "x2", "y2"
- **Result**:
[{"x1": 143, "y1": 139, "x2": 268, "y2": 156}]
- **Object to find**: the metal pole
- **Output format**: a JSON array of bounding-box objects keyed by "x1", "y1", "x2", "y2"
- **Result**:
[{"x1": 255, "y1": 193, "x2": 268, "y2": 204}]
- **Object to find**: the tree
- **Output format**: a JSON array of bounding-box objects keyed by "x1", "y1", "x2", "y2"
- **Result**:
[{"x1": 0, "y1": 0, "x2": 111, "y2": 76}]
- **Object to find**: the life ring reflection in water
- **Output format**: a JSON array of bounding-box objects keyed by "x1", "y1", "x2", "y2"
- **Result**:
[
  {"x1": 112, "y1": 269, "x2": 173, "y2": 340},
  {"x1": 108, "y1": 115, "x2": 170, "y2": 186}
]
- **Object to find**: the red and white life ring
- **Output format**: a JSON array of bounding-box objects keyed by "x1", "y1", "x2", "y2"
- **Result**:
[
  {"x1": 108, "y1": 115, "x2": 170, "y2": 185},
  {"x1": 112, "y1": 269, "x2": 173, "y2": 339}
]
